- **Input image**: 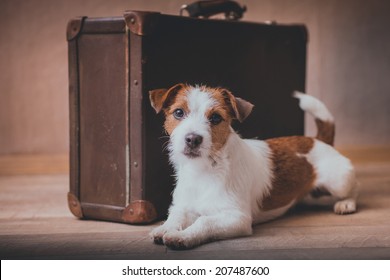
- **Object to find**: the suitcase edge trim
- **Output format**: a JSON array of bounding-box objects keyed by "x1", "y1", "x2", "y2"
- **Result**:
[
  {"x1": 67, "y1": 17, "x2": 87, "y2": 41},
  {"x1": 124, "y1": 11, "x2": 161, "y2": 36},
  {"x1": 67, "y1": 192, "x2": 83, "y2": 218},
  {"x1": 68, "y1": 26, "x2": 81, "y2": 214},
  {"x1": 122, "y1": 200, "x2": 157, "y2": 224}
]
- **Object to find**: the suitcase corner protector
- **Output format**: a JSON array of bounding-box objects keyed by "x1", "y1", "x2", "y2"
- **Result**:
[
  {"x1": 67, "y1": 192, "x2": 83, "y2": 218},
  {"x1": 123, "y1": 11, "x2": 161, "y2": 36},
  {"x1": 66, "y1": 16, "x2": 87, "y2": 41},
  {"x1": 122, "y1": 200, "x2": 157, "y2": 224}
]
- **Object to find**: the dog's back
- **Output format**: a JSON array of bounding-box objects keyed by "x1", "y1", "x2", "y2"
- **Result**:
[{"x1": 253, "y1": 93, "x2": 357, "y2": 221}]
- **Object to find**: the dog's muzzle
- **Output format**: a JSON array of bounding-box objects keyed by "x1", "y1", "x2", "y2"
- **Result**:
[{"x1": 183, "y1": 133, "x2": 203, "y2": 158}]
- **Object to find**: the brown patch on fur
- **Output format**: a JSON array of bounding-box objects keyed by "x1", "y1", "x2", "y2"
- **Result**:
[
  {"x1": 201, "y1": 87, "x2": 253, "y2": 122},
  {"x1": 261, "y1": 136, "x2": 316, "y2": 211},
  {"x1": 315, "y1": 119, "x2": 335, "y2": 146},
  {"x1": 204, "y1": 87, "x2": 253, "y2": 153},
  {"x1": 207, "y1": 88, "x2": 237, "y2": 153},
  {"x1": 163, "y1": 88, "x2": 191, "y2": 135},
  {"x1": 207, "y1": 107, "x2": 232, "y2": 153},
  {"x1": 234, "y1": 97, "x2": 254, "y2": 122},
  {"x1": 149, "y1": 83, "x2": 188, "y2": 114}
]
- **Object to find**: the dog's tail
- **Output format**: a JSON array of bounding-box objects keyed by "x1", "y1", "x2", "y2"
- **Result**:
[{"x1": 293, "y1": 92, "x2": 335, "y2": 146}]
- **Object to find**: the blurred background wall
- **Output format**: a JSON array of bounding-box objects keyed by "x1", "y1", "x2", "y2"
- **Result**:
[{"x1": 0, "y1": 0, "x2": 389, "y2": 155}]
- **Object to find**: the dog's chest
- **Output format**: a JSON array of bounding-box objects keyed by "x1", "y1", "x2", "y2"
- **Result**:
[{"x1": 173, "y1": 169, "x2": 236, "y2": 213}]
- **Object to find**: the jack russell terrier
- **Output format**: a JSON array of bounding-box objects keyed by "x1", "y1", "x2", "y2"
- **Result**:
[{"x1": 149, "y1": 84, "x2": 358, "y2": 249}]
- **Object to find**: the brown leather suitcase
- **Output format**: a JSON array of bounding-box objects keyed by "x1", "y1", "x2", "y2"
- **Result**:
[{"x1": 67, "y1": 4, "x2": 307, "y2": 224}]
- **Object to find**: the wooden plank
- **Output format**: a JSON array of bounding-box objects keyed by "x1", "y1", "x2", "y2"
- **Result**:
[{"x1": 0, "y1": 232, "x2": 165, "y2": 259}]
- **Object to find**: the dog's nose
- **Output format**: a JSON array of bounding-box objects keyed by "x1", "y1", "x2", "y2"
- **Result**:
[{"x1": 185, "y1": 133, "x2": 203, "y2": 148}]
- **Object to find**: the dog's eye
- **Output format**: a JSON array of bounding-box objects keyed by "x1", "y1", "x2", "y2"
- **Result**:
[
  {"x1": 209, "y1": 113, "x2": 223, "y2": 125},
  {"x1": 173, "y1": 108, "x2": 185, "y2": 120}
]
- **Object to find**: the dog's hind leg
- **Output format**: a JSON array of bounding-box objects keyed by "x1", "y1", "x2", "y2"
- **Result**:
[
  {"x1": 303, "y1": 182, "x2": 358, "y2": 214},
  {"x1": 304, "y1": 140, "x2": 358, "y2": 214},
  {"x1": 320, "y1": 163, "x2": 358, "y2": 215},
  {"x1": 329, "y1": 168, "x2": 359, "y2": 214},
  {"x1": 333, "y1": 197, "x2": 357, "y2": 214}
]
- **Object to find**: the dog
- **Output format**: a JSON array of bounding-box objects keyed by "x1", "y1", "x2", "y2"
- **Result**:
[{"x1": 148, "y1": 84, "x2": 358, "y2": 249}]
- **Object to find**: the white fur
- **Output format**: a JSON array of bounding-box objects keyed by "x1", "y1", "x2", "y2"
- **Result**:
[
  {"x1": 293, "y1": 91, "x2": 334, "y2": 122},
  {"x1": 303, "y1": 140, "x2": 358, "y2": 213},
  {"x1": 151, "y1": 88, "x2": 357, "y2": 249},
  {"x1": 307, "y1": 140, "x2": 356, "y2": 198}
]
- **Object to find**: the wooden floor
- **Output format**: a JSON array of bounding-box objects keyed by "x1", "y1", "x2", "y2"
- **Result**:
[{"x1": 0, "y1": 150, "x2": 390, "y2": 259}]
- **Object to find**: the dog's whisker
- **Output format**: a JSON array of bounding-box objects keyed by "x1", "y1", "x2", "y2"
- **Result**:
[{"x1": 161, "y1": 140, "x2": 171, "y2": 153}]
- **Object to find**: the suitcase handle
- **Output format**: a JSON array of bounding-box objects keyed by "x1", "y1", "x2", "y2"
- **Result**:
[{"x1": 180, "y1": 0, "x2": 246, "y2": 20}]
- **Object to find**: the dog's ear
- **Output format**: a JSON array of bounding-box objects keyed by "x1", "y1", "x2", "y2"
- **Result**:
[
  {"x1": 222, "y1": 90, "x2": 254, "y2": 122},
  {"x1": 149, "y1": 83, "x2": 185, "y2": 114}
]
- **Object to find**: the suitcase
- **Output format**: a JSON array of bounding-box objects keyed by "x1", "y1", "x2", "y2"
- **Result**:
[{"x1": 67, "y1": 2, "x2": 307, "y2": 224}]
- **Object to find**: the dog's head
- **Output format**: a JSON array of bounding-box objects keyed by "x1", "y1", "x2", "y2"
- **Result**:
[{"x1": 149, "y1": 84, "x2": 253, "y2": 163}]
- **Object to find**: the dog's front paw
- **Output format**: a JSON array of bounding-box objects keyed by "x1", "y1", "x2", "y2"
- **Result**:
[
  {"x1": 163, "y1": 231, "x2": 196, "y2": 250},
  {"x1": 153, "y1": 235, "x2": 164, "y2": 245},
  {"x1": 150, "y1": 225, "x2": 168, "y2": 245}
]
